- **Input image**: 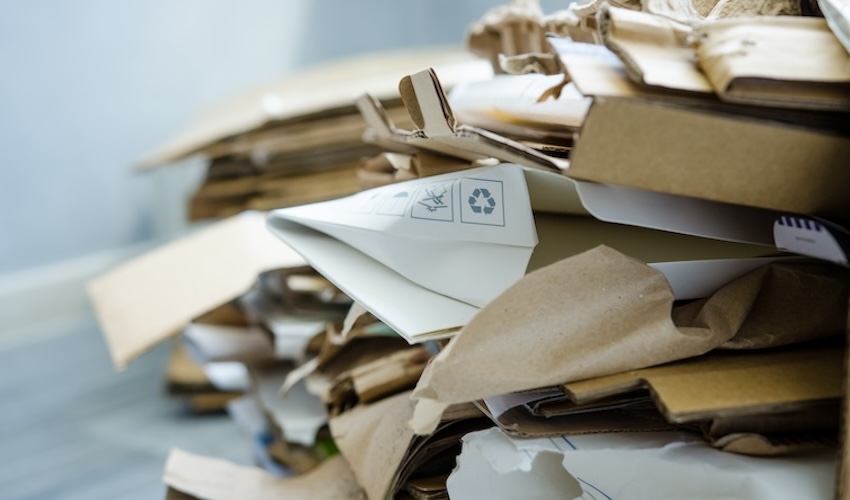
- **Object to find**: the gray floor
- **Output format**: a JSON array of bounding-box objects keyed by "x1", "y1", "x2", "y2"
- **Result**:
[{"x1": 0, "y1": 321, "x2": 250, "y2": 500}]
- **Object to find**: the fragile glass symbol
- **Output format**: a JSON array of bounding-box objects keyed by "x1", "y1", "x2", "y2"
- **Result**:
[
  {"x1": 418, "y1": 186, "x2": 448, "y2": 212},
  {"x1": 468, "y1": 188, "x2": 496, "y2": 214}
]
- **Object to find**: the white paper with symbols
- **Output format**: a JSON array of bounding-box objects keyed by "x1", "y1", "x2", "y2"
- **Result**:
[
  {"x1": 271, "y1": 163, "x2": 537, "y2": 309},
  {"x1": 267, "y1": 163, "x2": 786, "y2": 343}
]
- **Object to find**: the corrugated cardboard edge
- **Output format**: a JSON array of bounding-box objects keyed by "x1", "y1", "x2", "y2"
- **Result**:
[
  {"x1": 563, "y1": 344, "x2": 844, "y2": 424},
  {"x1": 87, "y1": 211, "x2": 305, "y2": 370}
]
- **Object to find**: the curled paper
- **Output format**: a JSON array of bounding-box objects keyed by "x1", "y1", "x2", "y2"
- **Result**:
[{"x1": 412, "y1": 246, "x2": 849, "y2": 433}]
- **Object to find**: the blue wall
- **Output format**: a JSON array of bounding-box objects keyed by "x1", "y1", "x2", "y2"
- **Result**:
[{"x1": 0, "y1": 0, "x2": 511, "y2": 275}]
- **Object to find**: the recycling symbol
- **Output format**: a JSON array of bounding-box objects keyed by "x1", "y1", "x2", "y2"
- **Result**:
[{"x1": 468, "y1": 187, "x2": 496, "y2": 215}]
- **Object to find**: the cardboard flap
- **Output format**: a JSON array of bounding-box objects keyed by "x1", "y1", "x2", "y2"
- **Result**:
[
  {"x1": 163, "y1": 449, "x2": 366, "y2": 500},
  {"x1": 405, "y1": 69, "x2": 457, "y2": 136},
  {"x1": 87, "y1": 211, "x2": 305, "y2": 369},
  {"x1": 360, "y1": 68, "x2": 569, "y2": 171},
  {"x1": 599, "y1": 6, "x2": 713, "y2": 93},
  {"x1": 562, "y1": 344, "x2": 844, "y2": 423},
  {"x1": 695, "y1": 16, "x2": 850, "y2": 109}
]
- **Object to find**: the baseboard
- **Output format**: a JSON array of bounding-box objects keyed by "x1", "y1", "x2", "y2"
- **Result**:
[{"x1": 0, "y1": 242, "x2": 156, "y2": 348}]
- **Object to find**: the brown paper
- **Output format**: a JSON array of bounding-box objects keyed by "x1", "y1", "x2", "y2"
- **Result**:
[
  {"x1": 330, "y1": 391, "x2": 417, "y2": 500},
  {"x1": 674, "y1": 262, "x2": 850, "y2": 349},
  {"x1": 412, "y1": 246, "x2": 849, "y2": 432},
  {"x1": 163, "y1": 448, "x2": 365, "y2": 500},
  {"x1": 330, "y1": 390, "x2": 488, "y2": 500},
  {"x1": 414, "y1": 246, "x2": 716, "y2": 406}
]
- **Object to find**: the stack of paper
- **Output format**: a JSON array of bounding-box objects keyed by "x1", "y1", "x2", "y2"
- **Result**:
[{"x1": 86, "y1": 1, "x2": 850, "y2": 498}]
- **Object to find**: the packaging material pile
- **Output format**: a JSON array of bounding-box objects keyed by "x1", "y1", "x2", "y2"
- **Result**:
[{"x1": 89, "y1": 0, "x2": 850, "y2": 498}]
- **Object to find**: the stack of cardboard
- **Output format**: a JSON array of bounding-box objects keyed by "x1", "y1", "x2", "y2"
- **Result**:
[
  {"x1": 138, "y1": 48, "x2": 492, "y2": 219},
  {"x1": 89, "y1": 0, "x2": 850, "y2": 498}
]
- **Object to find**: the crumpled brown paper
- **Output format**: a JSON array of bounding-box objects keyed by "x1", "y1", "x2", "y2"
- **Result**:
[
  {"x1": 411, "y1": 246, "x2": 849, "y2": 433},
  {"x1": 330, "y1": 390, "x2": 488, "y2": 500}
]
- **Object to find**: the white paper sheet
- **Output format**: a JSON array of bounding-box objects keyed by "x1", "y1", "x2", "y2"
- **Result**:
[
  {"x1": 267, "y1": 163, "x2": 790, "y2": 343},
  {"x1": 448, "y1": 428, "x2": 836, "y2": 500},
  {"x1": 273, "y1": 163, "x2": 538, "y2": 308},
  {"x1": 256, "y1": 368, "x2": 327, "y2": 447},
  {"x1": 203, "y1": 362, "x2": 250, "y2": 392}
]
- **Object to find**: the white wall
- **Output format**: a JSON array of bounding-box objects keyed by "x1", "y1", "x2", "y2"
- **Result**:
[{"x1": 0, "y1": 0, "x2": 509, "y2": 335}]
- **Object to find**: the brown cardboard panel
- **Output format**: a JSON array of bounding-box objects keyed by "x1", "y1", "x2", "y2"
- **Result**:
[
  {"x1": 567, "y1": 97, "x2": 850, "y2": 220},
  {"x1": 562, "y1": 343, "x2": 844, "y2": 423},
  {"x1": 87, "y1": 211, "x2": 305, "y2": 369}
]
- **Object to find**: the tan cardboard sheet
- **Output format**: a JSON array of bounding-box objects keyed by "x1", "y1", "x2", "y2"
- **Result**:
[
  {"x1": 561, "y1": 343, "x2": 844, "y2": 423},
  {"x1": 87, "y1": 211, "x2": 305, "y2": 369},
  {"x1": 566, "y1": 96, "x2": 850, "y2": 220}
]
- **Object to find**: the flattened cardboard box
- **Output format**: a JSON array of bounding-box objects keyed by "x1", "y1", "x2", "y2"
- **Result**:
[
  {"x1": 568, "y1": 96, "x2": 850, "y2": 221},
  {"x1": 87, "y1": 211, "x2": 305, "y2": 369}
]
